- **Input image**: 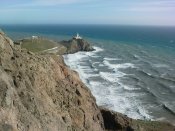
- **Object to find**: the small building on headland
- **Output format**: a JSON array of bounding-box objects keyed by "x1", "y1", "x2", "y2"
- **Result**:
[
  {"x1": 32, "y1": 36, "x2": 40, "y2": 43},
  {"x1": 32, "y1": 36, "x2": 39, "y2": 40},
  {"x1": 73, "y1": 33, "x2": 82, "y2": 40}
]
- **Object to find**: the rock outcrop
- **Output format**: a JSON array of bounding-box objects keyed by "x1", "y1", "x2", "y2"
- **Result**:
[
  {"x1": 60, "y1": 38, "x2": 94, "y2": 54},
  {"x1": 0, "y1": 31, "x2": 175, "y2": 131},
  {"x1": 100, "y1": 108, "x2": 175, "y2": 131}
]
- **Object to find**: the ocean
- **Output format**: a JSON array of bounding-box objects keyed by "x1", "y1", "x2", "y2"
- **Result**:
[{"x1": 1, "y1": 25, "x2": 175, "y2": 124}]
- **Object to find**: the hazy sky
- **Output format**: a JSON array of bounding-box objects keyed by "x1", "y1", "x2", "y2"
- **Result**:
[{"x1": 0, "y1": 0, "x2": 175, "y2": 25}]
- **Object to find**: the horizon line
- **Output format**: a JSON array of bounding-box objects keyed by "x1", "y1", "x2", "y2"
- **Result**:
[{"x1": 1, "y1": 23, "x2": 175, "y2": 27}]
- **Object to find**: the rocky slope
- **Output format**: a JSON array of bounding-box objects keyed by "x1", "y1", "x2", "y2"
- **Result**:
[
  {"x1": 0, "y1": 31, "x2": 175, "y2": 131},
  {"x1": 60, "y1": 38, "x2": 94, "y2": 54},
  {"x1": 100, "y1": 107, "x2": 175, "y2": 131},
  {"x1": 0, "y1": 32, "x2": 104, "y2": 131}
]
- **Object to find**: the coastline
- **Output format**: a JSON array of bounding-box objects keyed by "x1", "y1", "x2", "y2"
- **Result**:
[
  {"x1": 0, "y1": 31, "x2": 175, "y2": 130},
  {"x1": 16, "y1": 34, "x2": 175, "y2": 128},
  {"x1": 63, "y1": 44, "x2": 175, "y2": 125}
]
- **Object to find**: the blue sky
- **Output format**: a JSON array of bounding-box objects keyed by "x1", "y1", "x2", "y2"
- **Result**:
[{"x1": 0, "y1": 0, "x2": 175, "y2": 25}]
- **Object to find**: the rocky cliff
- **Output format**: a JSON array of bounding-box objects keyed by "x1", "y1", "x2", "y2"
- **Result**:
[
  {"x1": 60, "y1": 38, "x2": 94, "y2": 54},
  {"x1": 0, "y1": 32, "x2": 175, "y2": 131},
  {"x1": 0, "y1": 32, "x2": 104, "y2": 131}
]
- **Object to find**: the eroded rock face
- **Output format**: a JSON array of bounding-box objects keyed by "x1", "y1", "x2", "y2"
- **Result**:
[
  {"x1": 100, "y1": 108, "x2": 133, "y2": 131},
  {"x1": 60, "y1": 38, "x2": 94, "y2": 54},
  {"x1": 0, "y1": 32, "x2": 104, "y2": 131},
  {"x1": 100, "y1": 108, "x2": 175, "y2": 131}
]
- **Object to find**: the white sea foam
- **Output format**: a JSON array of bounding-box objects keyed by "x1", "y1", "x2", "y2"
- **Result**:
[
  {"x1": 92, "y1": 62, "x2": 100, "y2": 66},
  {"x1": 90, "y1": 55, "x2": 101, "y2": 58},
  {"x1": 93, "y1": 46, "x2": 104, "y2": 52},
  {"x1": 122, "y1": 85, "x2": 141, "y2": 91},
  {"x1": 63, "y1": 46, "x2": 152, "y2": 121},
  {"x1": 101, "y1": 88, "x2": 152, "y2": 119},
  {"x1": 104, "y1": 57, "x2": 121, "y2": 61},
  {"x1": 63, "y1": 50, "x2": 101, "y2": 85},
  {"x1": 71, "y1": 46, "x2": 103, "y2": 58},
  {"x1": 99, "y1": 72, "x2": 125, "y2": 83},
  {"x1": 103, "y1": 60, "x2": 135, "y2": 71},
  {"x1": 134, "y1": 54, "x2": 140, "y2": 59},
  {"x1": 152, "y1": 64, "x2": 169, "y2": 68},
  {"x1": 99, "y1": 64, "x2": 105, "y2": 67}
]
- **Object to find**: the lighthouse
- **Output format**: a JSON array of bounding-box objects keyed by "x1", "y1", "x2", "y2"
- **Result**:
[{"x1": 74, "y1": 33, "x2": 82, "y2": 40}]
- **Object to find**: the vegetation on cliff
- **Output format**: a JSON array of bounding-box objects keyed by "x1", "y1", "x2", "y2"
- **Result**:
[{"x1": 16, "y1": 36, "x2": 94, "y2": 55}]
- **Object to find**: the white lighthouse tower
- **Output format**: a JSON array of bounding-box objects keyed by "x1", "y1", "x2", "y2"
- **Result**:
[{"x1": 74, "y1": 33, "x2": 82, "y2": 40}]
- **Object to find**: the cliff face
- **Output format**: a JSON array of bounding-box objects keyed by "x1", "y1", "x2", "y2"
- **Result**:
[
  {"x1": 0, "y1": 32, "x2": 104, "y2": 131},
  {"x1": 100, "y1": 107, "x2": 175, "y2": 131},
  {"x1": 0, "y1": 32, "x2": 175, "y2": 131},
  {"x1": 60, "y1": 38, "x2": 94, "y2": 54}
]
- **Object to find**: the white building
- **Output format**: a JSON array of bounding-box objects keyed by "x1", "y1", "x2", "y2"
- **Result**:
[
  {"x1": 32, "y1": 36, "x2": 38, "y2": 39},
  {"x1": 74, "y1": 33, "x2": 82, "y2": 40},
  {"x1": 32, "y1": 36, "x2": 39, "y2": 43}
]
